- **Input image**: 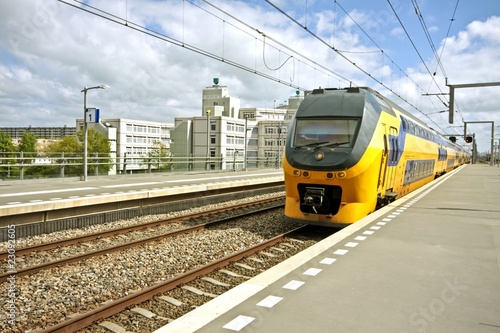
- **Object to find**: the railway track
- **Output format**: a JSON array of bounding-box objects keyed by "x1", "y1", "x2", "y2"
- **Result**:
[
  {"x1": 1, "y1": 193, "x2": 337, "y2": 333},
  {"x1": 39, "y1": 226, "x2": 315, "y2": 333},
  {"x1": 0, "y1": 197, "x2": 284, "y2": 281}
]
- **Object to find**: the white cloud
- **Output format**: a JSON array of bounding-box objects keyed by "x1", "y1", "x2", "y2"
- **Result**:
[{"x1": 0, "y1": 0, "x2": 499, "y2": 153}]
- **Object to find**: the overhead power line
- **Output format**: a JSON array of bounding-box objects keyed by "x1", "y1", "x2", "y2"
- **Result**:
[{"x1": 266, "y1": 0, "x2": 453, "y2": 134}]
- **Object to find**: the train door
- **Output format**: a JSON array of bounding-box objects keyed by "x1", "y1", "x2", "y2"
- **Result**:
[
  {"x1": 385, "y1": 126, "x2": 399, "y2": 191},
  {"x1": 377, "y1": 125, "x2": 389, "y2": 195},
  {"x1": 377, "y1": 126, "x2": 398, "y2": 205}
]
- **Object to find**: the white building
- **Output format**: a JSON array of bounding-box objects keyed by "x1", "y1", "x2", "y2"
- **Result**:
[
  {"x1": 170, "y1": 79, "x2": 302, "y2": 171},
  {"x1": 77, "y1": 79, "x2": 302, "y2": 174},
  {"x1": 77, "y1": 118, "x2": 173, "y2": 174}
]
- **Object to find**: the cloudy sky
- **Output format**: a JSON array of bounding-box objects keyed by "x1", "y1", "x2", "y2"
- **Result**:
[{"x1": 1, "y1": 0, "x2": 499, "y2": 153}]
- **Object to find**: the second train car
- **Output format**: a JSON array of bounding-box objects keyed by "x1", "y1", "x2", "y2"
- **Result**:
[{"x1": 283, "y1": 87, "x2": 470, "y2": 226}]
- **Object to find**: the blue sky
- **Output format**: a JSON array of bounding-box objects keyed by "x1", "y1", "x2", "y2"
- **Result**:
[{"x1": 1, "y1": 0, "x2": 499, "y2": 153}]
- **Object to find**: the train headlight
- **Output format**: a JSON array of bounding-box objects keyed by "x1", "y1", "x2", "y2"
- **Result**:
[
  {"x1": 325, "y1": 172, "x2": 335, "y2": 179},
  {"x1": 293, "y1": 169, "x2": 301, "y2": 176},
  {"x1": 337, "y1": 171, "x2": 346, "y2": 179},
  {"x1": 314, "y1": 152, "x2": 324, "y2": 161}
]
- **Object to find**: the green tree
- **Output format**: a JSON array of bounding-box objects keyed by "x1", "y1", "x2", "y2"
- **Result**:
[
  {"x1": 0, "y1": 131, "x2": 15, "y2": 153},
  {"x1": 76, "y1": 129, "x2": 112, "y2": 175},
  {"x1": 44, "y1": 136, "x2": 82, "y2": 177},
  {"x1": 44, "y1": 129, "x2": 111, "y2": 177},
  {"x1": 18, "y1": 131, "x2": 37, "y2": 153},
  {"x1": 144, "y1": 140, "x2": 171, "y2": 172},
  {"x1": 19, "y1": 132, "x2": 40, "y2": 178},
  {"x1": 0, "y1": 131, "x2": 15, "y2": 179},
  {"x1": 47, "y1": 136, "x2": 81, "y2": 153}
]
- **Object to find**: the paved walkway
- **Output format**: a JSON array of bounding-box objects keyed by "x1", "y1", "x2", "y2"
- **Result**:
[{"x1": 157, "y1": 164, "x2": 500, "y2": 333}]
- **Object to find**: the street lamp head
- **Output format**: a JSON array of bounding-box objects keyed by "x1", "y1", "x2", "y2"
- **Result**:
[{"x1": 82, "y1": 84, "x2": 110, "y2": 92}]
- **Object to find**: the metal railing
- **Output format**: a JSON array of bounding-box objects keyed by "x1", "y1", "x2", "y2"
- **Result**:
[{"x1": 0, "y1": 152, "x2": 283, "y2": 181}]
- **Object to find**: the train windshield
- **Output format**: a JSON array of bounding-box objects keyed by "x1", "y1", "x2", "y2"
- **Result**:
[{"x1": 293, "y1": 118, "x2": 359, "y2": 148}]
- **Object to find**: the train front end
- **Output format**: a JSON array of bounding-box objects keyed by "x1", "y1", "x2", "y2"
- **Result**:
[{"x1": 283, "y1": 87, "x2": 384, "y2": 226}]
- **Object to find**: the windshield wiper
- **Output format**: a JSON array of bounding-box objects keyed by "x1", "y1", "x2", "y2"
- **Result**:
[
  {"x1": 294, "y1": 141, "x2": 329, "y2": 149},
  {"x1": 313, "y1": 141, "x2": 351, "y2": 150}
]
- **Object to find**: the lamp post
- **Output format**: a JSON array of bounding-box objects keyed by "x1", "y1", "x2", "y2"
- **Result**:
[
  {"x1": 244, "y1": 114, "x2": 249, "y2": 171},
  {"x1": 206, "y1": 109, "x2": 211, "y2": 171},
  {"x1": 81, "y1": 85, "x2": 109, "y2": 181},
  {"x1": 277, "y1": 121, "x2": 283, "y2": 169}
]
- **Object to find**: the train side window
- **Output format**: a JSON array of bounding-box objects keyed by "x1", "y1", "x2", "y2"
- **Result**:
[
  {"x1": 394, "y1": 138, "x2": 399, "y2": 162},
  {"x1": 402, "y1": 118, "x2": 408, "y2": 131},
  {"x1": 391, "y1": 138, "x2": 396, "y2": 162}
]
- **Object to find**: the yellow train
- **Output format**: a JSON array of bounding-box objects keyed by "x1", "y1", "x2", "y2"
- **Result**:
[{"x1": 283, "y1": 87, "x2": 470, "y2": 226}]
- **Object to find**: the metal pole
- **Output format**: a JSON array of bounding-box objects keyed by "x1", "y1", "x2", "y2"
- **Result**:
[
  {"x1": 491, "y1": 122, "x2": 495, "y2": 166},
  {"x1": 278, "y1": 122, "x2": 282, "y2": 169},
  {"x1": 497, "y1": 139, "x2": 500, "y2": 167},
  {"x1": 81, "y1": 85, "x2": 108, "y2": 181},
  {"x1": 206, "y1": 110, "x2": 210, "y2": 171},
  {"x1": 83, "y1": 88, "x2": 88, "y2": 181},
  {"x1": 244, "y1": 115, "x2": 248, "y2": 171}
]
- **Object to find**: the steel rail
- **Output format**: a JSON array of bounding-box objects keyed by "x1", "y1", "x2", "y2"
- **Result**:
[
  {"x1": 0, "y1": 199, "x2": 284, "y2": 282},
  {"x1": 0, "y1": 196, "x2": 284, "y2": 260},
  {"x1": 37, "y1": 225, "x2": 305, "y2": 333}
]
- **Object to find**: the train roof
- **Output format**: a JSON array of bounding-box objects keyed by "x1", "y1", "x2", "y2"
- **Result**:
[{"x1": 305, "y1": 87, "x2": 467, "y2": 152}]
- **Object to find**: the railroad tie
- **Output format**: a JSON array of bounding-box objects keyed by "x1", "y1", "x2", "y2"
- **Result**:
[
  {"x1": 130, "y1": 307, "x2": 157, "y2": 319},
  {"x1": 130, "y1": 307, "x2": 170, "y2": 321},
  {"x1": 98, "y1": 321, "x2": 133, "y2": 333},
  {"x1": 219, "y1": 269, "x2": 251, "y2": 279},
  {"x1": 247, "y1": 256, "x2": 264, "y2": 263},
  {"x1": 269, "y1": 247, "x2": 285, "y2": 253},
  {"x1": 233, "y1": 262, "x2": 256, "y2": 271},
  {"x1": 182, "y1": 285, "x2": 218, "y2": 298},
  {"x1": 201, "y1": 276, "x2": 231, "y2": 287},
  {"x1": 260, "y1": 251, "x2": 276, "y2": 257},
  {"x1": 157, "y1": 295, "x2": 183, "y2": 306}
]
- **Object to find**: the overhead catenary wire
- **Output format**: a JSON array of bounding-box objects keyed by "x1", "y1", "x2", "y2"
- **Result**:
[
  {"x1": 58, "y1": 0, "x2": 347, "y2": 92},
  {"x1": 199, "y1": 0, "x2": 351, "y2": 84},
  {"x1": 409, "y1": 0, "x2": 465, "y2": 128},
  {"x1": 266, "y1": 0, "x2": 451, "y2": 134},
  {"x1": 411, "y1": 0, "x2": 447, "y2": 78},
  {"x1": 59, "y1": 0, "x2": 463, "y2": 135},
  {"x1": 436, "y1": 0, "x2": 461, "y2": 79},
  {"x1": 386, "y1": 1, "x2": 447, "y2": 102}
]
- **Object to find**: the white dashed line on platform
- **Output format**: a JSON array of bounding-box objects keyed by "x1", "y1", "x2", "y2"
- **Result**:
[
  {"x1": 256, "y1": 295, "x2": 283, "y2": 308},
  {"x1": 282, "y1": 280, "x2": 305, "y2": 290},
  {"x1": 222, "y1": 315, "x2": 255, "y2": 331},
  {"x1": 320, "y1": 257, "x2": 337, "y2": 265},
  {"x1": 303, "y1": 268, "x2": 322, "y2": 276}
]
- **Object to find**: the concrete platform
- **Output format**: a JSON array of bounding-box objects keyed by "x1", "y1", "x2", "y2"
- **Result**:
[
  {"x1": 0, "y1": 169, "x2": 283, "y2": 208},
  {"x1": 156, "y1": 164, "x2": 500, "y2": 333}
]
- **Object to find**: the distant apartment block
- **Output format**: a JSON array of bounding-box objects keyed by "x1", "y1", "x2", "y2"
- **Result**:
[{"x1": 2, "y1": 78, "x2": 302, "y2": 174}]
